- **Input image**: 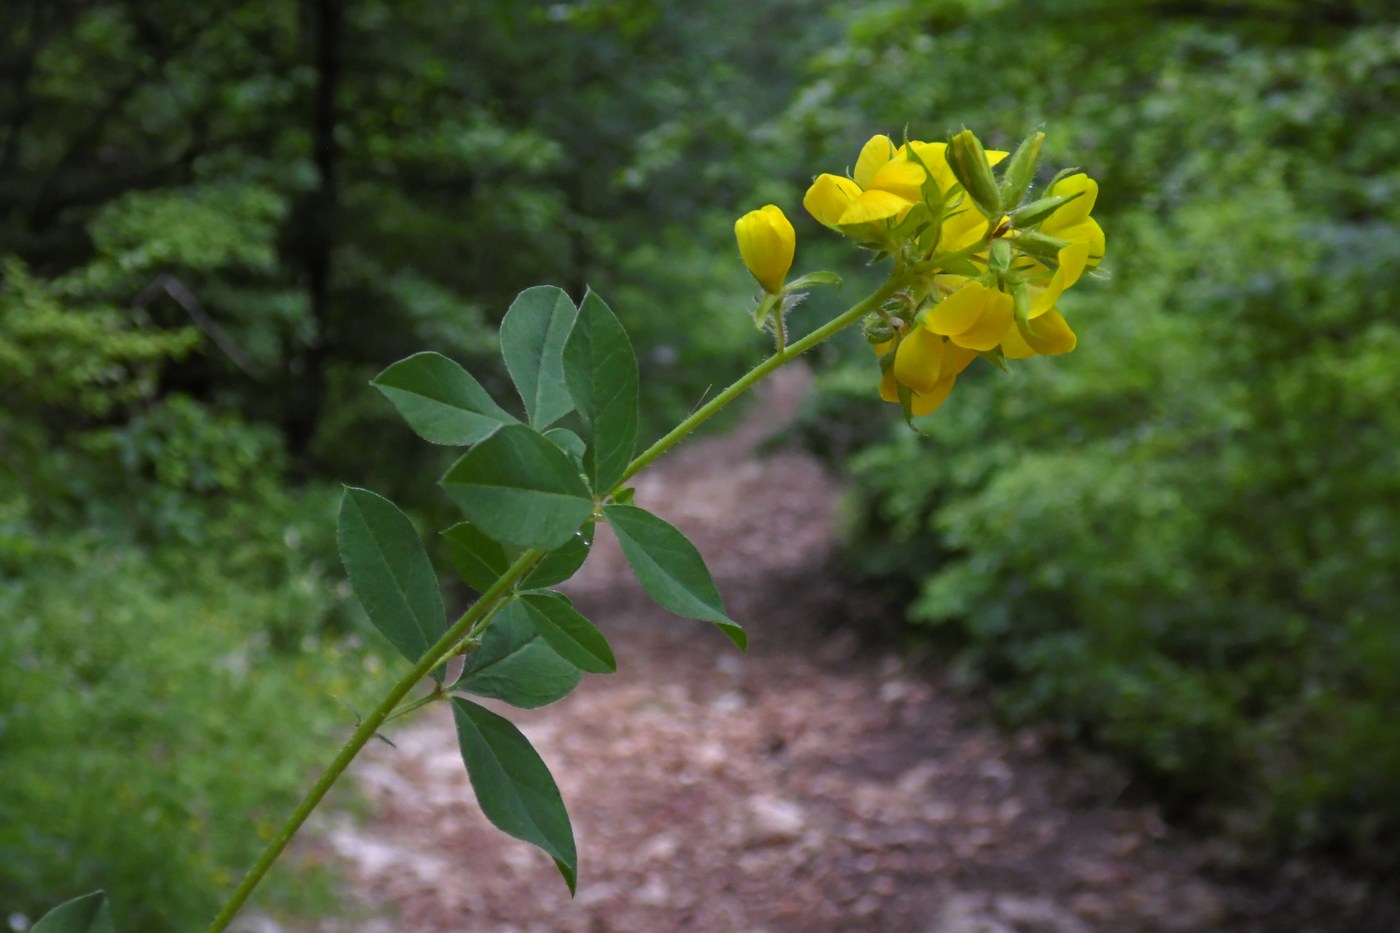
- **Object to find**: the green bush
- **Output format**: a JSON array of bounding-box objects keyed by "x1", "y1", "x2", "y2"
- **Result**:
[
  {"x1": 0, "y1": 540, "x2": 394, "y2": 932},
  {"x1": 798, "y1": 6, "x2": 1400, "y2": 865}
]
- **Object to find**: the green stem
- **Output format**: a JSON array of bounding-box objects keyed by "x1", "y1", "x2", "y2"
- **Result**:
[
  {"x1": 207, "y1": 274, "x2": 906, "y2": 932},
  {"x1": 205, "y1": 549, "x2": 539, "y2": 933},
  {"x1": 614, "y1": 274, "x2": 907, "y2": 489}
]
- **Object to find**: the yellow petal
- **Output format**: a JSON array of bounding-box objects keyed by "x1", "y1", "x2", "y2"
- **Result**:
[
  {"x1": 1043, "y1": 173, "x2": 1098, "y2": 233},
  {"x1": 1052, "y1": 217, "x2": 1106, "y2": 268},
  {"x1": 1029, "y1": 308, "x2": 1077, "y2": 355},
  {"x1": 853, "y1": 134, "x2": 896, "y2": 190},
  {"x1": 866, "y1": 160, "x2": 926, "y2": 202},
  {"x1": 926, "y1": 281, "x2": 995, "y2": 336},
  {"x1": 987, "y1": 149, "x2": 1010, "y2": 167},
  {"x1": 1001, "y1": 320, "x2": 1037, "y2": 359},
  {"x1": 893, "y1": 327, "x2": 946, "y2": 394},
  {"x1": 944, "y1": 342, "x2": 979, "y2": 376},
  {"x1": 1029, "y1": 242, "x2": 1090, "y2": 318},
  {"x1": 949, "y1": 288, "x2": 1014, "y2": 351},
  {"x1": 1023, "y1": 308, "x2": 1077, "y2": 356},
  {"x1": 904, "y1": 141, "x2": 956, "y2": 194},
  {"x1": 803, "y1": 174, "x2": 862, "y2": 228},
  {"x1": 839, "y1": 189, "x2": 915, "y2": 225},
  {"x1": 910, "y1": 375, "x2": 957, "y2": 416},
  {"x1": 939, "y1": 206, "x2": 992, "y2": 252},
  {"x1": 734, "y1": 204, "x2": 795, "y2": 295},
  {"x1": 879, "y1": 368, "x2": 899, "y2": 403}
]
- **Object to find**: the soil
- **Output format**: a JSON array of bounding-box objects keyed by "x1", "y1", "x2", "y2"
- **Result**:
[{"x1": 265, "y1": 368, "x2": 1394, "y2": 933}]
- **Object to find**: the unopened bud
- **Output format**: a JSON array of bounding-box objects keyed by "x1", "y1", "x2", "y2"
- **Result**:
[
  {"x1": 863, "y1": 313, "x2": 895, "y2": 345},
  {"x1": 1012, "y1": 230, "x2": 1069, "y2": 262},
  {"x1": 1010, "y1": 192, "x2": 1082, "y2": 228},
  {"x1": 947, "y1": 130, "x2": 1002, "y2": 220},
  {"x1": 989, "y1": 238, "x2": 1014, "y2": 274},
  {"x1": 998, "y1": 131, "x2": 1044, "y2": 211}
]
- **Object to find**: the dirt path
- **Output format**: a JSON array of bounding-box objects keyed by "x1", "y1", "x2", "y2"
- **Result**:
[{"x1": 296, "y1": 369, "x2": 1385, "y2": 933}]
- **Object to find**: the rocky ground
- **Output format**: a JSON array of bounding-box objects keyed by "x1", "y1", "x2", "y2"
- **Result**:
[{"x1": 264, "y1": 368, "x2": 1392, "y2": 933}]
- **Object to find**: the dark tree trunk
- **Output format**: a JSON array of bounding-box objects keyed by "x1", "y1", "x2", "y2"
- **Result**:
[{"x1": 286, "y1": 0, "x2": 343, "y2": 458}]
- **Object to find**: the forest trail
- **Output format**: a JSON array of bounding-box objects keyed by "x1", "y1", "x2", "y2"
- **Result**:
[{"x1": 295, "y1": 368, "x2": 1379, "y2": 933}]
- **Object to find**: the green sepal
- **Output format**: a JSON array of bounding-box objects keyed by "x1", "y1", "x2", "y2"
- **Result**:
[
  {"x1": 372, "y1": 351, "x2": 518, "y2": 446},
  {"x1": 947, "y1": 129, "x2": 1002, "y2": 219},
  {"x1": 1047, "y1": 165, "x2": 1083, "y2": 190},
  {"x1": 1012, "y1": 281, "x2": 1035, "y2": 333},
  {"x1": 499, "y1": 285, "x2": 578, "y2": 429},
  {"x1": 979, "y1": 345, "x2": 1011, "y2": 373},
  {"x1": 452, "y1": 596, "x2": 581, "y2": 708},
  {"x1": 1012, "y1": 230, "x2": 1070, "y2": 262},
  {"x1": 31, "y1": 891, "x2": 115, "y2": 933},
  {"x1": 338, "y1": 487, "x2": 447, "y2": 681},
  {"x1": 1010, "y1": 191, "x2": 1083, "y2": 228},
  {"x1": 997, "y1": 130, "x2": 1045, "y2": 211},
  {"x1": 451, "y1": 697, "x2": 578, "y2": 893},
  {"x1": 784, "y1": 270, "x2": 842, "y2": 290},
  {"x1": 440, "y1": 423, "x2": 595, "y2": 551},
  {"x1": 751, "y1": 291, "x2": 780, "y2": 329},
  {"x1": 602, "y1": 503, "x2": 746, "y2": 649}
]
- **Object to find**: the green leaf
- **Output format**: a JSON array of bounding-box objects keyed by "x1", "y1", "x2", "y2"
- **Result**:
[
  {"x1": 445, "y1": 522, "x2": 594, "y2": 593},
  {"x1": 338, "y1": 487, "x2": 447, "y2": 680},
  {"x1": 453, "y1": 598, "x2": 581, "y2": 707},
  {"x1": 500, "y1": 285, "x2": 578, "y2": 429},
  {"x1": 785, "y1": 270, "x2": 843, "y2": 290},
  {"x1": 442, "y1": 522, "x2": 513, "y2": 592},
  {"x1": 519, "y1": 590, "x2": 616, "y2": 673},
  {"x1": 451, "y1": 697, "x2": 578, "y2": 892},
  {"x1": 371, "y1": 351, "x2": 516, "y2": 445},
  {"x1": 544, "y1": 426, "x2": 586, "y2": 462},
  {"x1": 562, "y1": 289, "x2": 639, "y2": 491},
  {"x1": 524, "y1": 524, "x2": 594, "y2": 588},
  {"x1": 440, "y1": 424, "x2": 595, "y2": 551},
  {"x1": 602, "y1": 504, "x2": 746, "y2": 649},
  {"x1": 31, "y1": 891, "x2": 115, "y2": 933}
]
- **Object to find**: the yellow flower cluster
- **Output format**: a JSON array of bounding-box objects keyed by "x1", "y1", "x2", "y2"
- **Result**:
[
  {"x1": 818, "y1": 131, "x2": 1103, "y2": 415},
  {"x1": 734, "y1": 128, "x2": 1105, "y2": 419}
]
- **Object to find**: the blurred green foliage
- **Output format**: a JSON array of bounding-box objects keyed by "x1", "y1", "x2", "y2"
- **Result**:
[
  {"x1": 794, "y1": 0, "x2": 1400, "y2": 866},
  {"x1": 5, "y1": 0, "x2": 1400, "y2": 921}
]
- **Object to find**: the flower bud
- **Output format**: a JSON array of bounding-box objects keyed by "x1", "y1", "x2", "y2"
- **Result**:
[
  {"x1": 734, "y1": 205, "x2": 796, "y2": 295},
  {"x1": 997, "y1": 131, "x2": 1044, "y2": 211},
  {"x1": 1009, "y1": 192, "x2": 1082, "y2": 228},
  {"x1": 1011, "y1": 229, "x2": 1069, "y2": 262},
  {"x1": 947, "y1": 130, "x2": 1002, "y2": 219}
]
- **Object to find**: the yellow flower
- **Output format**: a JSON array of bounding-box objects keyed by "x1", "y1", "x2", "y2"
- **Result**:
[
  {"x1": 924, "y1": 279, "x2": 1015, "y2": 352},
  {"x1": 903, "y1": 140, "x2": 1010, "y2": 252},
  {"x1": 803, "y1": 134, "x2": 927, "y2": 228},
  {"x1": 734, "y1": 204, "x2": 795, "y2": 295},
  {"x1": 1001, "y1": 242, "x2": 1089, "y2": 358},
  {"x1": 877, "y1": 327, "x2": 978, "y2": 416},
  {"x1": 1039, "y1": 173, "x2": 1105, "y2": 267}
]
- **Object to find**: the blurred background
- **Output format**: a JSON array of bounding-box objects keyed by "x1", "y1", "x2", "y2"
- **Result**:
[{"x1": 2, "y1": 0, "x2": 1398, "y2": 929}]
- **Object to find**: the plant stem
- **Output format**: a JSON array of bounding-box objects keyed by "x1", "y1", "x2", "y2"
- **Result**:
[
  {"x1": 207, "y1": 274, "x2": 905, "y2": 932},
  {"x1": 204, "y1": 549, "x2": 539, "y2": 933},
  {"x1": 614, "y1": 274, "x2": 906, "y2": 489}
]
